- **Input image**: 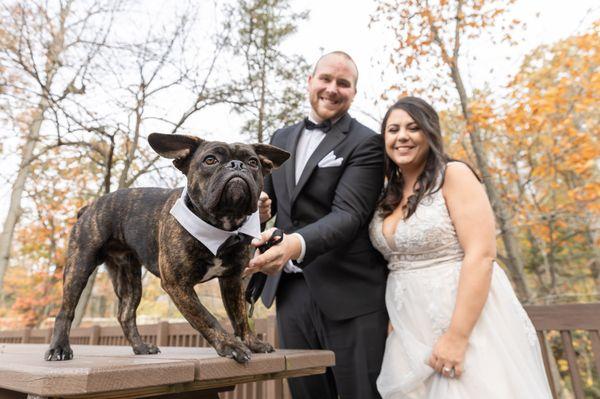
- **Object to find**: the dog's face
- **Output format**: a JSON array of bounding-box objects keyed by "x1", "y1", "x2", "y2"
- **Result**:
[{"x1": 148, "y1": 133, "x2": 289, "y2": 229}]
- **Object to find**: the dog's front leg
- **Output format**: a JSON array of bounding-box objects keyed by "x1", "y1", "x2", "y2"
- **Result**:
[
  {"x1": 219, "y1": 275, "x2": 274, "y2": 354},
  {"x1": 161, "y1": 280, "x2": 252, "y2": 363}
]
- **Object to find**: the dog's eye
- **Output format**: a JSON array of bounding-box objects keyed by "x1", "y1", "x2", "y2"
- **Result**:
[
  {"x1": 204, "y1": 156, "x2": 218, "y2": 165},
  {"x1": 248, "y1": 158, "x2": 259, "y2": 168}
]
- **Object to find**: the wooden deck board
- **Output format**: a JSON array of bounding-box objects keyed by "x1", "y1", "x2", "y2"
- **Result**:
[
  {"x1": 155, "y1": 347, "x2": 287, "y2": 380},
  {"x1": 0, "y1": 351, "x2": 195, "y2": 397},
  {"x1": 0, "y1": 344, "x2": 334, "y2": 398},
  {"x1": 279, "y1": 349, "x2": 336, "y2": 371}
]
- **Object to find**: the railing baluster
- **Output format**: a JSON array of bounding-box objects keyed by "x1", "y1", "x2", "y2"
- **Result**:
[
  {"x1": 590, "y1": 330, "x2": 600, "y2": 380},
  {"x1": 255, "y1": 379, "x2": 263, "y2": 399},
  {"x1": 560, "y1": 330, "x2": 585, "y2": 398},
  {"x1": 537, "y1": 330, "x2": 558, "y2": 399}
]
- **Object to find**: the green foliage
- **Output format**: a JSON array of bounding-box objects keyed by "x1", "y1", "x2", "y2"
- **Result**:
[{"x1": 223, "y1": 0, "x2": 311, "y2": 142}]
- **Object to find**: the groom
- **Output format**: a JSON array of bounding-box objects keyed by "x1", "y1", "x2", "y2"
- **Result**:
[{"x1": 247, "y1": 51, "x2": 388, "y2": 399}]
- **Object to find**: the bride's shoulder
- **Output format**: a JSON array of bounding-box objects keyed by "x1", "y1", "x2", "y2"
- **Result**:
[
  {"x1": 442, "y1": 162, "x2": 482, "y2": 197},
  {"x1": 444, "y1": 161, "x2": 479, "y2": 182}
]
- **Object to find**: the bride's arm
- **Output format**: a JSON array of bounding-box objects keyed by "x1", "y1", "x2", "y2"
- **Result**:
[{"x1": 428, "y1": 161, "x2": 496, "y2": 378}]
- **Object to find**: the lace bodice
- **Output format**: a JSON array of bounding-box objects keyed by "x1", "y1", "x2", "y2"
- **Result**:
[{"x1": 369, "y1": 187, "x2": 464, "y2": 271}]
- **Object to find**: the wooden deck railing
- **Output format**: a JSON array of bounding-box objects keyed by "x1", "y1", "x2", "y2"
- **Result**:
[
  {"x1": 1, "y1": 304, "x2": 599, "y2": 398},
  {"x1": 525, "y1": 303, "x2": 600, "y2": 399}
]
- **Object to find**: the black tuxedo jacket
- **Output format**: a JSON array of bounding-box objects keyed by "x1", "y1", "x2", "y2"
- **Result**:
[{"x1": 261, "y1": 113, "x2": 388, "y2": 320}]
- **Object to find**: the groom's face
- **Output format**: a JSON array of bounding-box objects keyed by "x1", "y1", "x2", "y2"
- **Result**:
[{"x1": 307, "y1": 54, "x2": 357, "y2": 122}]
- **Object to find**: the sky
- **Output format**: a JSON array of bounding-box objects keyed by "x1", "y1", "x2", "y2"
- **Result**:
[
  {"x1": 188, "y1": 0, "x2": 598, "y2": 138},
  {"x1": 0, "y1": 0, "x2": 598, "y2": 219}
]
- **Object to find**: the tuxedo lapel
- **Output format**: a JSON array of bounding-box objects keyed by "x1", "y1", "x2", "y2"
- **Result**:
[
  {"x1": 291, "y1": 114, "x2": 352, "y2": 204},
  {"x1": 283, "y1": 122, "x2": 304, "y2": 200}
]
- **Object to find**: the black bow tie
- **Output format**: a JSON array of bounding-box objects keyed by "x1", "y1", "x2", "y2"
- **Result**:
[{"x1": 304, "y1": 118, "x2": 332, "y2": 132}]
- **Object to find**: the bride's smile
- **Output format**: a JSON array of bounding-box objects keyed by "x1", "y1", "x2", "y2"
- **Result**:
[{"x1": 384, "y1": 108, "x2": 430, "y2": 172}]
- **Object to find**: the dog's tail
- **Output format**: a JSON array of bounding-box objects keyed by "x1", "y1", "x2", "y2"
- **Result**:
[{"x1": 76, "y1": 205, "x2": 90, "y2": 219}]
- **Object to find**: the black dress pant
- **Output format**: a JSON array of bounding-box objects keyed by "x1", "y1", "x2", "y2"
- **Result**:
[{"x1": 276, "y1": 272, "x2": 388, "y2": 399}]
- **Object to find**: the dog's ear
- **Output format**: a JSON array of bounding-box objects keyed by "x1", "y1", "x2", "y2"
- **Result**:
[
  {"x1": 148, "y1": 133, "x2": 204, "y2": 174},
  {"x1": 252, "y1": 144, "x2": 290, "y2": 176}
]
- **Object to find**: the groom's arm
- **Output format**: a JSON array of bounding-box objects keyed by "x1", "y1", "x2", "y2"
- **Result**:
[
  {"x1": 247, "y1": 131, "x2": 383, "y2": 275},
  {"x1": 295, "y1": 133, "x2": 384, "y2": 265},
  {"x1": 260, "y1": 130, "x2": 281, "y2": 225}
]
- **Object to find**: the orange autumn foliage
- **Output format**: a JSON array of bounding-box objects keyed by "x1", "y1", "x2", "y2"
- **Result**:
[
  {"x1": 497, "y1": 22, "x2": 599, "y2": 296},
  {"x1": 1, "y1": 149, "x2": 95, "y2": 328}
]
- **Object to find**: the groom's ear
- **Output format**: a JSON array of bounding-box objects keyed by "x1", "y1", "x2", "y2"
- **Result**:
[{"x1": 252, "y1": 144, "x2": 290, "y2": 176}]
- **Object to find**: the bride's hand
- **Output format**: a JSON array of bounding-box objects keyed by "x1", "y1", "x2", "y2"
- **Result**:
[{"x1": 428, "y1": 331, "x2": 468, "y2": 378}]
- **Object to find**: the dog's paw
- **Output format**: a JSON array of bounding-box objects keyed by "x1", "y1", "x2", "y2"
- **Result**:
[
  {"x1": 133, "y1": 343, "x2": 161, "y2": 355},
  {"x1": 45, "y1": 344, "x2": 73, "y2": 361},
  {"x1": 245, "y1": 336, "x2": 275, "y2": 354},
  {"x1": 215, "y1": 336, "x2": 252, "y2": 363}
]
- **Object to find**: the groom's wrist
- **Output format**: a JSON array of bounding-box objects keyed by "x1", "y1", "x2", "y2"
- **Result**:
[
  {"x1": 283, "y1": 233, "x2": 304, "y2": 262},
  {"x1": 290, "y1": 233, "x2": 306, "y2": 262}
]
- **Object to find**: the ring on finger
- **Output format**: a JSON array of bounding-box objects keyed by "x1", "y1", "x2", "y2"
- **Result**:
[{"x1": 442, "y1": 366, "x2": 455, "y2": 378}]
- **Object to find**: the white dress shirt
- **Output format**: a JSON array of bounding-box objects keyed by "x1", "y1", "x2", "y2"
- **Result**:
[
  {"x1": 283, "y1": 113, "x2": 331, "y2": 273},
  {"x1": 294, "y1": 121, "x2": 327, "y2": 184}
]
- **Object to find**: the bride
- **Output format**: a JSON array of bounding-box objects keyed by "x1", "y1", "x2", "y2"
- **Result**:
[{"x1": 369, "y1": 97, "x2": 552, "y2": 398}]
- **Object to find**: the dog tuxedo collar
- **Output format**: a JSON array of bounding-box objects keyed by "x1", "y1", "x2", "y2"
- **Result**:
[{"x1": 170, "y1": 187, "x2": 261, "y2": 256}]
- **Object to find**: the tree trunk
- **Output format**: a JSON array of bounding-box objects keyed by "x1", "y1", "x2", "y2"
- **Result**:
[
  {"x1": 449, "y1": 63, "x2": 532, "y2": 301},
  {"x1": 587, "y1": 215, "x2": 600, "y2": 296},
  {"x1": 0, "y1": 102, "x2": 49, "y2": 296},
  {"x1": 0, "y1": 0, "x2": 71, "y2": 296},
  {"x1": 256, "y1": 20, "x2": 269, "y2": 144},
  {"x1": 72, "y1": 136, "x2": 116, "y2": 327},
  {"x1": 118, "y1": 95, "x2": 144, "y2": 189},
  {"x1": 72, "y1": 268, "x2": 99, "y2": 327}
]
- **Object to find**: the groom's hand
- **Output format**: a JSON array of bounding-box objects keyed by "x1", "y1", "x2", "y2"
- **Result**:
[
  {"x1": 258, "y1": 191, "x2": 272, "y2": 223},
  {"x1": 245, "y1": 228, "x2": 302, "y2": 275}
]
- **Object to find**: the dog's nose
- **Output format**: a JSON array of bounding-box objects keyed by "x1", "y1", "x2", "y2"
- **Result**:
[{"x1": 228, "y1": 160, "x2": 245, "y2": 171}]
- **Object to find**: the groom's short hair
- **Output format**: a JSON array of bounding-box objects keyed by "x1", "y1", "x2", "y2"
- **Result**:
[{"x1": 312, "y1": 51, "x2": 359, "y2": 87}]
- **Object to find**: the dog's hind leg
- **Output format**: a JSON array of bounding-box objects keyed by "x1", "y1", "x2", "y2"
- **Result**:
[
  {"x1": 45, "y1": 244, "x2": 100, "y2": 361},
  {"x1": 106, "y1": 256, "x2": 159, "y2": 355}
]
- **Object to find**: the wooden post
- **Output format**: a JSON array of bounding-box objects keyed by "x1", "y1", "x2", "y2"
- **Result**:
[
  {"x1": 262, "y1": 316, "x2": 279, "y2": 399},
  {"x1": 45, "y1": 328, "x2": 52, "y2": 344},
  {"x1": 89, "y1": 325, "x2": 101, "y2": 345},
  {"x1": 266, "y1": 315, "x2": 277, "y2": 347},
  {"x1": 157, "y1": 321, "x2": 170, "y2": 347},
  {"x1": 282, "y1": 379, "x2": 292, "y2": 399},
  {"x1": 561, "y1": 330, "x2": 585, "y2": 398},
  {"x1": 22, "y1": 328, "x2": 31, "y2": 344}
]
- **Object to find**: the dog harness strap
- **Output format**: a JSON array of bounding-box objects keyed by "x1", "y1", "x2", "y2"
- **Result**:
[{"x1": 245, "y1": 229, "x2": 284, "y2": 318}]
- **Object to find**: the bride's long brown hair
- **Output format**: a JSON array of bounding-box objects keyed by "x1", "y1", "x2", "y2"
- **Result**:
[{"x1": 377, "y1": 97, "x2": 477, "y2": 219}]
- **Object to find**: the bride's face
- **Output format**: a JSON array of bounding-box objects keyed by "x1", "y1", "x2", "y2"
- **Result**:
[{"x1": 384, "y1": 108, "x2": 430, "y2": 171}]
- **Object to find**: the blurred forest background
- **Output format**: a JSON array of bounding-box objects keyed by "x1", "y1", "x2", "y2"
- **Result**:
[{"x1": 0, "y1": 0, "x2": 597, "y2": 341}]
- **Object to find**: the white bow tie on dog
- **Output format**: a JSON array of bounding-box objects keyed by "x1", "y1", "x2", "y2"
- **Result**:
[
  {"x1": 318, "y1": 151, "x2": 343, "y2": 168},
  {"x1": 170, "y1": 187, "x2": 261, "y2": 256}
]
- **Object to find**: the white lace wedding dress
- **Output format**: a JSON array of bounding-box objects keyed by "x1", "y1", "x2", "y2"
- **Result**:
[{"x1": 369, "y1": 187, "x2": 552, "y2": 398}]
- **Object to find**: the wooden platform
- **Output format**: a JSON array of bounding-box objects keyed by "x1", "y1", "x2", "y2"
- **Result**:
[{"x1": 0, "y1": 344, "x2": 335, "y2": 399}]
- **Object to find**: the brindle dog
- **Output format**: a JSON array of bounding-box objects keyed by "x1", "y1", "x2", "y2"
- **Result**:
[{"x1": 45, "y1": 133, "x2": 289, "y2": 363}]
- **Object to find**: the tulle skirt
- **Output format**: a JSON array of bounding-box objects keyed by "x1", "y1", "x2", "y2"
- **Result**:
[{"x1": 377, "y1": 261, "x2": 552, "y2": 399}]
